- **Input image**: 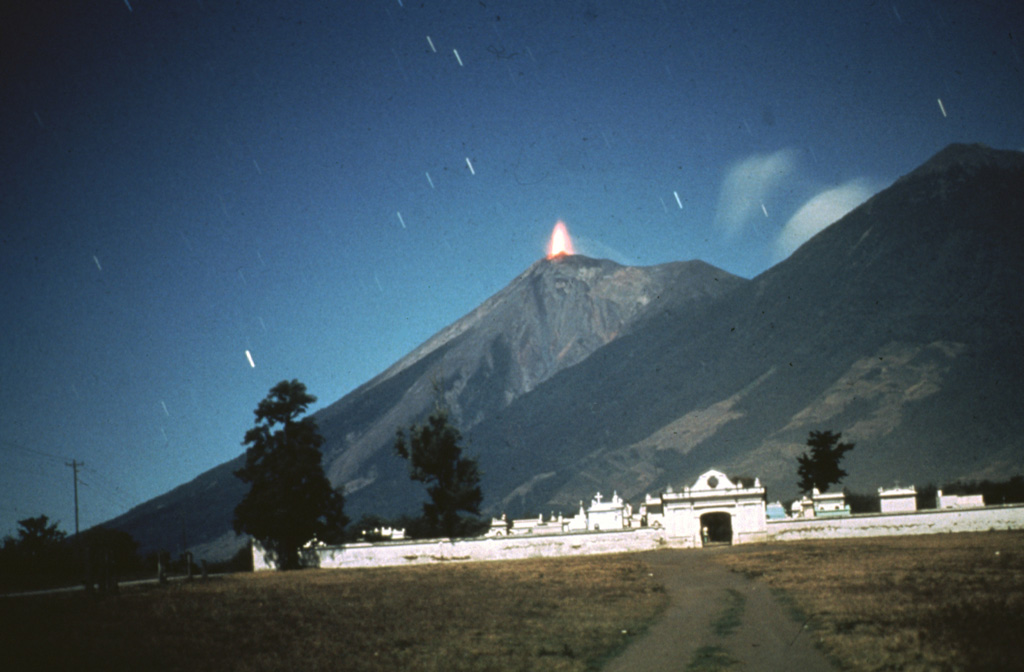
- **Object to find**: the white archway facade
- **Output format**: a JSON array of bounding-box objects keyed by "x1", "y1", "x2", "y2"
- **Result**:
[{"x1": 660, "y1": 470, "x2": 767, "y2": 547}]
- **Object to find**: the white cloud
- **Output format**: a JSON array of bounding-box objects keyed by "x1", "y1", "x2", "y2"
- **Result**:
[
  {"x1": 715, "y1": 149, "x2": 798, "y2": 238},
  {"x1": 773, "y1": 180, "x2": 877, "y2": 260}
]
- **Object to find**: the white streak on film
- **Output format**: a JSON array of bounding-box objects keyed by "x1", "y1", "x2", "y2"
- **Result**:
[
  {"x1": 937, "y1": 98, "x2": 948, "y2": 117},
  {"x1": 453, "y1": 49, "x2": 463, "y2": 66},
  {"x1": 425, "y1": 171, "x2": 435, "y2": 189},
  {"x1": 93, "y1": 255, "x2": 102, "y2": 271},
  {"x1": 397, "y1": 211, "x2": 406, "y2": 228},
  {"x1": 673, "y1": 191, "x2": 683, "y2": 209},
  {"x1": 465, "y1": 157, "x2": 475, "y2": 175},
  {"x1": 426, "y1": 36, "x2": 436, "y2": 53},
  {"x1": 245, "y1": 350, "x2": 255, "y2": 368},
  {"x1": 761, "y1": 203, "x2": 769, "y2": 218}
]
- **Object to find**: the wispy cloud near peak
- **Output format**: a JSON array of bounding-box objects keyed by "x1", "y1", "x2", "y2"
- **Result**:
[
  {"x1": 715, "y1": 149, "x2": 798, "y2": 238},
  {"x1": 773, "y1": 179, "x2": 879, "y2": 261}
]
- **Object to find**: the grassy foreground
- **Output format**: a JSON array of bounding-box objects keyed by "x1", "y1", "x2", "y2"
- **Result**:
[
  {"x1": 0, "y1": 553, "x2": 666, "y2": 672},
  {"x1": 716, "y1": 531, "x2": 1024, "y2": 672}
]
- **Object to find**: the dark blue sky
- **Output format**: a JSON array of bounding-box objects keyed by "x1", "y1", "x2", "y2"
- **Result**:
[{"x1": 3, "y1": 0, "x2": 1023, "y2": 537}]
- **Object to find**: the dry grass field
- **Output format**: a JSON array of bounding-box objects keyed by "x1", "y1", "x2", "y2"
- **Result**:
[
  {"x1": 0, "y1": 553, "x2": 666, "y2": 672},
  {"x1": 716, "y1": 531, "x2": 1024, "y2": 672}
]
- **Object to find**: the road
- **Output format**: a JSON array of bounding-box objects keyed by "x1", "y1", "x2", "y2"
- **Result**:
[{"x1": 603, "y1": 547, "x2": 837, "y2": 672}]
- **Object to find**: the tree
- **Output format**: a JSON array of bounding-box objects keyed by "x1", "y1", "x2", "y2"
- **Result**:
[
  {"x1": 394, "y1": 404, "x2": 483, "y2": 539},
  {"x1": 13, "y1": 515, "x2": 67, "y2": 558},
  {"x1": 0, "y1": 515, "x2": 74, "y2": 589},
  {"x1": 797, "y1": 430, "x2": 855, "y2": 494},
  {"x1": 233, "y1": 379, "x2": 347, "y2": 570}
]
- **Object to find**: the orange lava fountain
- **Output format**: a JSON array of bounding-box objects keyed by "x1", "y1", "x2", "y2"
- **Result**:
[{"x1": 547, "y1": 221, "x2": 575, "y2": 258}]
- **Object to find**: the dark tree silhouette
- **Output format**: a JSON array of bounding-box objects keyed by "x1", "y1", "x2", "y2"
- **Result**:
[
  {"x1": 234, "y1": 380, "x2": 347, "y2": 570},
  {"x1": 395, "y1": 404, "x2": 483, "y2": 539},
  {"x1": 0, "y1": 515, "x2": 74, "y2": 589},
  {"x1": 13, "y1": 515, "x2": 67, "y2": 557},
  {"x1": 797, "y1": 430, "x2": 855, "y2": 494}
]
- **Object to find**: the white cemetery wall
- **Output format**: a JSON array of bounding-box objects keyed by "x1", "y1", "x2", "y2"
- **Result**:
[
  {"x1": 254, "y1": 527, "x2": 671, "y2": 571},
  {"x1": 767, "y1": 503, "x2": 1024, "y2": 542},
  {"x1": 733, "y1": 500, "x2": 768, "y2": 544}
]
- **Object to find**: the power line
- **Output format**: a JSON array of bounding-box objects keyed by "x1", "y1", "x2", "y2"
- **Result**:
[
  {"x1": 1, "y1": 438, "x2": 68, "y2": 463},
  {"x1": 80, "y1": 465, "x2": 136, "y2": 510}
]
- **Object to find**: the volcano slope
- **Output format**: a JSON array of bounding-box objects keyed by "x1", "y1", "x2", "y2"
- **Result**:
[{"x1": 468, "y1": 143, "x2": 1024, "y2": 515}]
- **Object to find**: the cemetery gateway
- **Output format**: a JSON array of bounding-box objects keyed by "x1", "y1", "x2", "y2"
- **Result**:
[{"x1": 253, "y1": 469, "x2": 1024, "y2": 570}]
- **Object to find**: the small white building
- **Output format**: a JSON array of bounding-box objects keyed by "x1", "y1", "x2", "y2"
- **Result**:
[
  {"x1": 879, "y1": 485, "x2": 918, "y2": 513},
  {"x1": 766, "y1": 501, "x2": 788, "y2": 520},
  {"x1": 639, "y1": 493, "x2": 665, "y2": 528},
  {"x1": 937, "y1": 490, "x2": 985, "y2": 509},
  {"x1": 587, "y1": 491, "x2": 629, "y2": 531},
  {"x1": 508, "y1": 514, "x2": 546, "y2": 536},
  {"x1": 660, "y1": 470, "x2": 767, "y2": 547},
  {"x1": 565, "y1": 503, "x2": 589, "y2": 532},
  {"x1": 791, "y1": 496, "x2": 815, "y2": 519},
  {"x1": 485, "y1": 515, "x2": 510, "y2": 537},
  {"x1": 813, "y1": 488, "x2": 851, "y2": 517}
]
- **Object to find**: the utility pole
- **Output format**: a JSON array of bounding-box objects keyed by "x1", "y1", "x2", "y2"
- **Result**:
[
  {"x1": 66, "y1": 459, "x2": 82, "y2": 536},
  {"x1": 66, "y1": 459, "x2": 92, "y2": 591}
]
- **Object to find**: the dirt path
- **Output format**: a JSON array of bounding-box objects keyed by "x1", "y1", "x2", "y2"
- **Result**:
[{"x1": 603, "y1": 548, "x2": 836, "y2": 672}]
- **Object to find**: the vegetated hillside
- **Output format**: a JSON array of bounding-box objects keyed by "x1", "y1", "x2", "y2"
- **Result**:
[
  {"x1": 106, "y1": 255, "x2": 743, "y2": 558},
  {"x1": 466, "y1": 143, "x2": 1024, "y2": 515}
]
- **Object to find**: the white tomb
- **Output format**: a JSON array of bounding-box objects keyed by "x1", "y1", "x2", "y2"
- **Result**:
[
  {"x1": 879, "y1": 485, "x2": 918, "y2": 513},
  {"x1": 812, "y1": 488, "x2": 851, "y2": 517},
  {"x1": 937, "y1": 489, "x2": 985, "y2": 509},
  {"x1": 587, "y1": 491, "x2": 629, "y2": 531},
  {"x1": 791, "y1": 496, "x2": 815, "y2": 519}
]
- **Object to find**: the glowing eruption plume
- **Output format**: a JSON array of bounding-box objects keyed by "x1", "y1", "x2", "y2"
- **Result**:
[{"x1": 547, "y1": 221, "x2": 575, "y2": 258}]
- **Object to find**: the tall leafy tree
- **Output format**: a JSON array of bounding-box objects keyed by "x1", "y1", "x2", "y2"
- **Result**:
[
  {"x1": 234, "y1": 380, "x2": 347, "y2": 570},
  {"x1": 395, "y1": 403, "x2": 483, "y2": 539},
  {"x1": 797, "y1": 430, "x2": 855, "y2": 494}
]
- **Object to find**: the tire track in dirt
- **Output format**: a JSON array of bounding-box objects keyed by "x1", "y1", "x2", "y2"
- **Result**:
[{"x1": 603, "y1": 548, "x2": 836, "y2": 672}]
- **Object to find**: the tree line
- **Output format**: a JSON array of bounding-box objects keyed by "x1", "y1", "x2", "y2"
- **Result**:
[
  {"x1": 232, "y1": 380, "x2": 484, "y2": 570},
  {"x1": 0, "y1": 515, "x2": 143, "y2": 593}
]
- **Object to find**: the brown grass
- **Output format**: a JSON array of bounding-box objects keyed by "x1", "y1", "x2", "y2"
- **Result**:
[
  {"x1": 715, "y1": 531, "x2": 1024, "y2": 672},
  {"x1": 0, "y1": 553, "x2": 666, "y2": 672}
]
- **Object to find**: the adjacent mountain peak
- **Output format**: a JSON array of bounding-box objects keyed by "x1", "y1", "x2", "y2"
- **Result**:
[{"x1": 896, "y1": 143, "x2": 1024, "y2": 185}]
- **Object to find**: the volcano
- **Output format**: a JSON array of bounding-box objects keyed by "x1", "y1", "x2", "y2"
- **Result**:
[
  {"x1": 108, "y1": 143, "x2": 1024, "y2": 560},
  {"x1": 109, "y1": 251, "x2": 743, "y2": 558}
]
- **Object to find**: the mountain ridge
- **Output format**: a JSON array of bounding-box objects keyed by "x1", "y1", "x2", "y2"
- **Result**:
[{"x1": 465, "y1": 142, "x2": 1024, "y2": 514}]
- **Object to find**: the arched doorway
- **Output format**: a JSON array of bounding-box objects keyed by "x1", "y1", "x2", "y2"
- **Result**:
[{"x1": 700, "y1": 512, "x2": 732, "y2": 546}]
